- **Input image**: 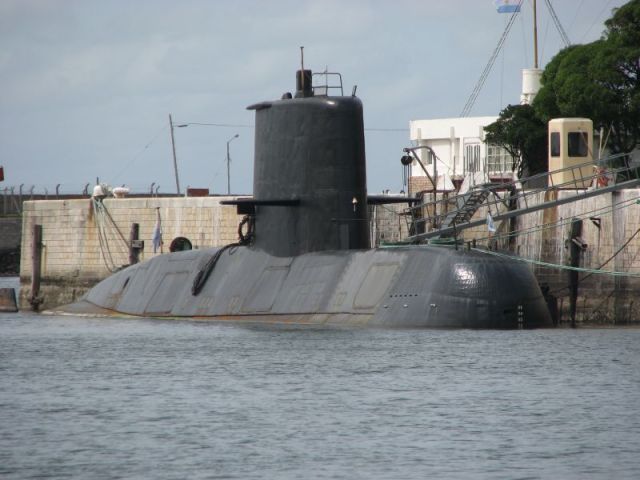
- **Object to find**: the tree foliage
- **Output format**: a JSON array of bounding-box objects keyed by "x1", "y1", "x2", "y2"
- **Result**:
[
  {"x1": 533, "y1": 0, "x2": 640, "y2": 155},
  {"x1": 484, "y1": 104, "x2": 547, "y2": 178}
]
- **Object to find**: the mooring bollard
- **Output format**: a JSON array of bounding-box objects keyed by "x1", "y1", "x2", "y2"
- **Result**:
[{"x1": 0, "y1": 288, "x2": 18, "y2": 313}]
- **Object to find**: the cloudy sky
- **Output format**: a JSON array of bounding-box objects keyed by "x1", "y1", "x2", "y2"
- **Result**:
[{"x1": 0, "y1": 0, "x2": 627, "y2": 196}]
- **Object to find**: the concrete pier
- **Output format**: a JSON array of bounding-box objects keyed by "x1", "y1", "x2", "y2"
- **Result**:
[
  {"x1": 19, "y1": 196, "x2": 244, "y2": 311},
  {"x1": 18, "y1": 190, "x2": 640, "y2": 324},
  {"x1": 462, "y1": 189, "x2": 640, "y2": 325}
]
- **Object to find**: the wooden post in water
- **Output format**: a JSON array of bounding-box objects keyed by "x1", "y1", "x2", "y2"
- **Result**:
[
  {"x1": 129, "y1": 222, "x2": 140, "y2": 265},
  {"x1": 30, "y1": 224, "x2": 43, "y2": 311},
  {"x1": 568, "y1": 218, "x2": 584, "y2": 327}
]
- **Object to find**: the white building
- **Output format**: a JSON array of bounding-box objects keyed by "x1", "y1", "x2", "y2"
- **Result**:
[{"x1": 407, "y1": 116, "x2": 513, "y2": 195}]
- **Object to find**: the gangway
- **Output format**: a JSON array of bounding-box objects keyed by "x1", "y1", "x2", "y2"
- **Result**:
[{"x1": 405, "y1": 154, "x2": 640, "y2": 242}]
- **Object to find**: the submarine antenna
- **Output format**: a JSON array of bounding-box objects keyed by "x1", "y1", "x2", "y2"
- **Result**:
[{"x1": 300, "y1": 46, "x2": 305, "y2": 90}]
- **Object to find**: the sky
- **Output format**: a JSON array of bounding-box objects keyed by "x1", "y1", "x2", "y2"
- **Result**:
[{"x1": 0, "y1": 0, "x2": 628, "y2": 196}]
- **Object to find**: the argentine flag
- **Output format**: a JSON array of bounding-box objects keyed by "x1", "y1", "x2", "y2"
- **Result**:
[{"x1": 495, "y1": 0, "x2": 521, "y2": 13}]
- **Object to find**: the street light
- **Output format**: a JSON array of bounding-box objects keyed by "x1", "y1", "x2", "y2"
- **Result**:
[
  {"x1": 169, "y1": 120, "x2": 244, "y2": 195},
  {"x1": 169, "y1": 114, "x2": 182, "y2": 195},
  {"x1": 226, "y1": 134, "x2": 239, "y2": 195}
]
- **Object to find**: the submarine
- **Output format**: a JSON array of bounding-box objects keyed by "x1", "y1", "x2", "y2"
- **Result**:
[{"x1": 60, "y1": 69, "x2": 552, "y2": 328}]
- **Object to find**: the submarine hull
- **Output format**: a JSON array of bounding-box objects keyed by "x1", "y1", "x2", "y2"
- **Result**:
[
  {"x1": 57, "y1": 69, "x2": 553, "y2": 328},
  {"x1": 59, "y1": 245, "x2": 552, "y2": 328}
]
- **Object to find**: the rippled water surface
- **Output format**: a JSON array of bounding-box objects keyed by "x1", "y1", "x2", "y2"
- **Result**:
[{"x1": 1, "y1": 280, "x2": 639, "y2": 479}]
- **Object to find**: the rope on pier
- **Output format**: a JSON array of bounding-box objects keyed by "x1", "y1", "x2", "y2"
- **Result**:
[{"x1": 92, "y1": 198, "x2": 129, "y2": 273}]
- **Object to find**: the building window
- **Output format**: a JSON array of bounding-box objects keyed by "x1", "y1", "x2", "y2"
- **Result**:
[
  {"x1": 568, "y1": 132, "x2": 588, "y2": 157},
  {"x1": 550, "y1": 132, "x2": 561, "y2": 157},
  {"x1": 417, "y1": 149, "x2": 434, "y2": 165},
  {"x1": 486, "y1": 145, "x2": 511, "y2": 173},
  {"x1": 464, "y1": 144, "x2": 480, "y2": 173}
]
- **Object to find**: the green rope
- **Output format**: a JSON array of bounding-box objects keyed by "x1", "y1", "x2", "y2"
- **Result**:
[
  {"x1": 472, "y1": 247, "x2": 640, "y2": 277},
  {"x1": 472, "y1": 196, "x2": 640, "y2": 244}
]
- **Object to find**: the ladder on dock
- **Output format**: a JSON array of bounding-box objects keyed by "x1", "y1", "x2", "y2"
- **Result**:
[{"x1": 439, "y1": 188, "x2": 492, "y2": 229}]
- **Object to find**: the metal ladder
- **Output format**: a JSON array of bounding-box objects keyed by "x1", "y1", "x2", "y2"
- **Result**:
[{"x1": 439, "y1": 188, "x2": 491, "y2": 229}]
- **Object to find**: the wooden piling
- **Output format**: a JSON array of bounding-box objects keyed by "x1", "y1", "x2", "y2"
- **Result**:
[
  {"x1": 129, "y1": 222, "x2": 140, "y2": 265},
  {"x1": 568, "y1": 218, "x2": 583, "y2": 327},
  {"x1": 30, "y1": 224, "x2": 43, "y2": 311}
]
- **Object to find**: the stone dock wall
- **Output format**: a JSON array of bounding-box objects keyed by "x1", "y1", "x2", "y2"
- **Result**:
[
  {"x1": 18, "y1": 190, "x2": 640, "y2": 324},
  {"x1": 459, "y1": 189, "x2": 640, "y2": 325},
  {"x1": 513, "y1": 190, "x2": 640, "y2": 325},
  {"x1": 19, "y1": 196, "x2": 244, "y2": 310}
]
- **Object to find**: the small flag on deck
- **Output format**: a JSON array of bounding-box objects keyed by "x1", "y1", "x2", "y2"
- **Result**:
[
  {"x1": 487, "y1": 213, "x2": 497, "y2": 233},
  {"x1": 494, "y1": 0, "x2": 521, "y2": 13}
]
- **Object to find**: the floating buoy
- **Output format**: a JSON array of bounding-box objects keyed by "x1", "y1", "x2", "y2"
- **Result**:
[{"x1": 0, "y1": 288, "x2": 18, "y2": 313}]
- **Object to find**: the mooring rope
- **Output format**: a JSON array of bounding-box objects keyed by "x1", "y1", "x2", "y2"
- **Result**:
[
  {"x1": 472, "y1": 196, "x2": 640, "y2": 244},
  {"x1": 92, "y1": 198, "x2": 129, "y2": 273},
  {"x1": 472, "y1": 247, "x2": 640, "y2": 278}
]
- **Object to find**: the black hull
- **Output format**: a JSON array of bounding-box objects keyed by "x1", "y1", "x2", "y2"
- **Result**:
[{"x1": 59, "y1": 245, "x2": 552, "y2": 329}]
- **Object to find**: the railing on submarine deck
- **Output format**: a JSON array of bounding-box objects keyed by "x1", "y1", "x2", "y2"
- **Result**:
[
  {"x1": 311, "y1": 71, "x2": 344, "y2": 96},
  {"x1": 405, "y1": 153, "x2": 640, "y2": 240}
]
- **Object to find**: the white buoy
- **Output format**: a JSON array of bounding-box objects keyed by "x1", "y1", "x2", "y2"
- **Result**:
[{"x1": 112, "y1": 187, "x2": 130, "y2": 198}]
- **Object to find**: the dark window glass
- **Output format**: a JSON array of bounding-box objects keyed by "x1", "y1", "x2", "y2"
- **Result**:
[
  {"x1": 568, "y1": 132, "x2": 588, "y2": 157},
  {"x1": 550, "y1": 132, "x2": 560, "y2": 157}
]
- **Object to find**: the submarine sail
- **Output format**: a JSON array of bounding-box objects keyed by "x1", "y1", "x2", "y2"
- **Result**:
[{"x1": 248, "y1": 70, "x2": 368, "y2": 256}]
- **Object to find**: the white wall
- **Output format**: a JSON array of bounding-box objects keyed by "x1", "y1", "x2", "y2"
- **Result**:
[{"x1": 409, "y1": 116, "x2": 502, "y2": 180}]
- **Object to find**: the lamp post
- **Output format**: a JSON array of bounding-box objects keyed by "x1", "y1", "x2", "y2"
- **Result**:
[
  {"x1": 169, "y1": 114, "x2": 182, "y2": 195},
  {"x1": 226, "y1": 134, "x2": 239, "y2": 195},
  {"x1": 401, "y1": 145, "x2": 442, "y2": 230},
  {"x1": 401, "y1": 145, "x2": 440, "y2": 199}
]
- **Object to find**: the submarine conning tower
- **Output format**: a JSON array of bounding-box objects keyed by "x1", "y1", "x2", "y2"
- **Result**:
[{"x1": 246, "y1": 69, "x2": 369, "y2": 257}]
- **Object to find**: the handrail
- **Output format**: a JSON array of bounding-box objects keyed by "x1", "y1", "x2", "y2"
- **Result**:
[{"x1": 312, "y1": 71, "x2": 344, "y2": 96}]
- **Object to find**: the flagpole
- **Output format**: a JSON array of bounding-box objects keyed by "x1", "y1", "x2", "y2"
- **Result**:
[{"x1": 533, "y1": 0, "x2": 539, "y2": 69}]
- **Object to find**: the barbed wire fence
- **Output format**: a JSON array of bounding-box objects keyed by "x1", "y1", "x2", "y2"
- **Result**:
[{"x1": 0, "y1": 183, "x2": 184, "y2": 215}]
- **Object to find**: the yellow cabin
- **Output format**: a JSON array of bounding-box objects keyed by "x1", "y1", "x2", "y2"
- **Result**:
[{"x1": 548, "y1": 118, "x2": 594, "y2": 188}]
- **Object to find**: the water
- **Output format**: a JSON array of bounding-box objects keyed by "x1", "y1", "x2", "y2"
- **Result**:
[{"x1": 1, "y1": 277, "x2": 640, "y2": 479}]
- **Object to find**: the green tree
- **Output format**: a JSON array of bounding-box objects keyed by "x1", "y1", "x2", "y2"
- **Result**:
[
  {"x1": 534, "y1": 0, "x2": 640, "y2": 155},
  {"x1": 484, "y1": 104, "x2": 547, "y2": 178}
]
